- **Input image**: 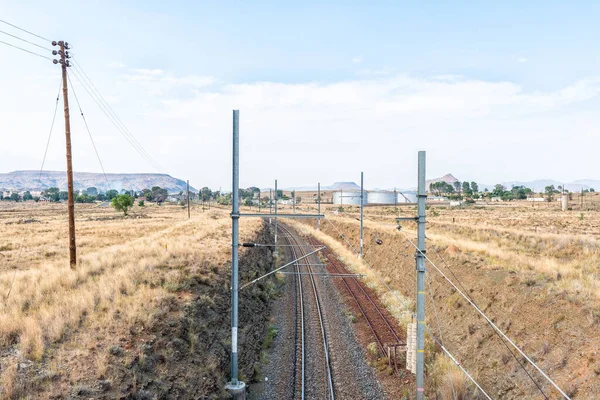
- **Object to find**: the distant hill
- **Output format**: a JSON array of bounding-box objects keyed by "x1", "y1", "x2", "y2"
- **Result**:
[
  {"x1": 500, "y1": 179, "x2": 598, "y2": 192},
  {"x1": 425, "y1": 173, "x2": 459, "y2": 190},
  {"x1": 0, "y1": 171, "x2": 195, "y2": 194}
]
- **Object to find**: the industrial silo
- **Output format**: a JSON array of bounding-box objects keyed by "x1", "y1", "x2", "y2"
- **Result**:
[
  {"x1": 333, "y1": 190, "x2": 365, "y2": 205},
  {"x1": 397, "y1": 191, "x2": 417, "y2": 203},
  {"x1": 367, "y1": 190, "x2": 396, "y2": 205}
]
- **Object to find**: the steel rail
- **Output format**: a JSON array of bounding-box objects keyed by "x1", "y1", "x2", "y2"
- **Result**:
[
  {"x1": 280, "y1": 224, "x2": 335, "y2": 400},
  {"x1": 320, "y1": 244, "x2": 402, "y2": 358}
]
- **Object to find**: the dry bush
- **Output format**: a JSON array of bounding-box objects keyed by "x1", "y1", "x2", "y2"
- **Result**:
[
  {"x1": 430, "y1": 354, "x2": 475, "y2": 400},
  {"x1": 0, "y1": 359, "x2": 19, "y2": 399}
]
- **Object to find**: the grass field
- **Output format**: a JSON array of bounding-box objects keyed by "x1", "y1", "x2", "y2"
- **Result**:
[
  {"x1": 0, "y1": 202, "x2": 264, "y2": 398},
  {"x1": 294, "y1": 201, "x2": 600, "y2": 398}
]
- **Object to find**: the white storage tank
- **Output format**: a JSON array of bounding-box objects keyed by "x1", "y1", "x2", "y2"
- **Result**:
[
  {"x1": 397, "y1": 191, "x2": 417, "y2": 203},
  {"x1": 333, "y1": 190, "x2": 365, "y2": 205},
  {"x1": 367, "y1": 190, "x2": 396, "y2": 205}
]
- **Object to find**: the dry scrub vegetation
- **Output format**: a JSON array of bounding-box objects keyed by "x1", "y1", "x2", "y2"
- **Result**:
[
  {"x1": 294, "y1": 203, "x2": 600, "y2": 399},
  {"x1": 0, "y1": 202, "x2": 267, "y2": 398}
]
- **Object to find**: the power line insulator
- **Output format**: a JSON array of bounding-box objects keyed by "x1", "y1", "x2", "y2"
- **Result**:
[
  {"x1": 52, "y1": 50, "x2": 58, "y2": 55},
  {"x1": 52, "y1": 40, "x2": 57, "y2": 46},
  {"x1": 53, "y1": 59, "x2": 58, "y2": 64}
]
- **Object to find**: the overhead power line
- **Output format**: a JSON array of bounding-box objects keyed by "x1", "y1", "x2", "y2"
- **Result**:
[
  {"x1": 324, "y1": 217, "x2": 492, "y2": 399},
  {"x1": 0, "y1": 29, "x2": 52, "y2": 51},
  {"x1": 0, "y1": 18, "x2": 51, "y2": 42},
  {"x1": 68, "y1": 59, "x2": 164, "y2": 172},
  {"x1": 427, "y1": 239, "x2": 549, "y2": 399},
  {"x1": 0, "y1": 39, "x2": 52, "y2": 60},
  {"x1": 400, "y1": 230, "x2": 570, "y2": 400},
  {"x1": 67, "y1": 72, "x2": 111, "y2": 191},
  {"x1": 38, "y1": 76, "x2": 63, "y2": 189}
]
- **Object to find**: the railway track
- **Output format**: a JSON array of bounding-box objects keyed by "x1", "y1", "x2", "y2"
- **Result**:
[
  {"x1": 305, "y1": 235, "x2": 404, "y2": 371},
  {"x1": 278, "y1": 223, "x2": 335, "y2": 400}
]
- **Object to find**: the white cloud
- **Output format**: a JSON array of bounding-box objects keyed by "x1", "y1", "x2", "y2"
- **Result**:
[
  {"x1": 352, "y1": 55, "x2": 363, "y2": 64},
  {"x1": 145, "y1": 74, "x2": 600, "y2": 188},
  {"x1": 2, "y1": 71, "x2": 600, "y2": 191},
  {"x1": 122, "y1": 68, "x2": 215, "y2": 95}
]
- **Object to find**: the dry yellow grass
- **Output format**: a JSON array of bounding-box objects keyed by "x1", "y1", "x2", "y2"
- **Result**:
[
  {"x1": 294, "y1": 204, "x2": 600, "y2": 397},
  {"x1": 0, "y1": 202, "x2": 261, "y2": 394}
]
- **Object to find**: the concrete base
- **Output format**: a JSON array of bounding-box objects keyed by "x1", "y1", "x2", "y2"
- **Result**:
[{"x1": 225, "y1": 381, "x2": 246, "y2": 400}]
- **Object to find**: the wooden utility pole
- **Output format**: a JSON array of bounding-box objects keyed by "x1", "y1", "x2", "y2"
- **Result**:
[
  {"x1": 187, "y1": 180, "x2": 190, "y2": 219},
  {"x1": 53, "y1": 40, "x2": 76, "y2": 268}
]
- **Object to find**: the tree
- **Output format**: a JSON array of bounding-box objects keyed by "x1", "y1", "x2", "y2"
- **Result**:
[
  {"x1": 23, "y1": 191, "x2": 33, "y2": 201},
  {"x1": 492, "y1": 184, "x2": 506, "y2": 197},
  {"x1": 462, "y1": 181, "x2": 472, "y2": 196},
  {"x1": 10, "y1": 192, "x2": 19, "y2": 202},
  {"x1": 296, "y1": 196, "x2": 302, "y2": 204},
  {"x1": 276, "y1": 190, "x2": 283, "y2": 199},
  {"x1": 470, "y1": 182, "x2": 479, "y2": 194},
  {"x1": 106, "y1": 189, "x2": 119, "y2": 200},
  {"x1": 87, "y1": 187, "x2": 98, "y2": 196},
  {"x1": 138, "y1": 200, "x2": 145, "y2": 207},
  {"x1": 111, "y1": 194, "x2": 134, "y2": 215},
  {"x1": 544, "y1": 185, "x2": 555, "y2": 202},
  {"x1": 453, "y1": 181, "x2": 461, "y2": 196}
]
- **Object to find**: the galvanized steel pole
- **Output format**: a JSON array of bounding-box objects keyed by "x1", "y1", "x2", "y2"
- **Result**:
[
  {"x1": 416, "y1": 151, "x2": 426, "y2": 399},
  {"x1": 274, "y1": 179, "x2": 278, "y2": 257},
  {"x1": 226, "y1": 110, "x2": 245, "y2": 399},
  {"x1": 187, "y1": 180, "x2": 190, "y2": 219},
  {"x1": 317, "y1": 182, "x2": 321, "y2": 230},
  {"x1": 360, "y1": 172, "x2": 364, "y2": 258}
]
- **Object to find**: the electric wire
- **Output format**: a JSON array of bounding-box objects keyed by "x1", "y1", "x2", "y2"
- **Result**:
[
  {"x1": 0, "y1": 19, "x2": 51, "y2": 42},
  {"x1": 0, "y1": 29, "x2": 52, "y2": 51},
  {"x1": 0, "y1": 39, "x2": 52, "y2": 60},
  {"x1": 6, "y1": 75, "x2": 62, "y2": 302},
  {"x1": 38, "y1": 77, "x2": 63, "y2": 188},
  {"x1": 427, "y1": 238, "x2": 549, "y2": 400},
  {"x1": 70, "y1": 60, "x2": 163, "y2": 171},
  {"x1": 399, "y1": 230, "x2": 569, "y2": 399},
  {"x1": 67, "y1": 72, "x2": 111, "y2": 192},
  {"x1": 68, "y1": 67, "x2": 162, "y2": 172},
  {"x1": 425, "y1": 268, "x2": 458, "y2": 400},
  {"x1": 323, "y1": 216, "x2": 492, "y2": 399}
]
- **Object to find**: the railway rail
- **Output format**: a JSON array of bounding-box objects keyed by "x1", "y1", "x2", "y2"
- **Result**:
[
  {"x1": 305, "y1": 235, "x2": 405, "y2": 372},
  {"x1": 278, "y1": 223, "x2": 335, "y2": 400}
]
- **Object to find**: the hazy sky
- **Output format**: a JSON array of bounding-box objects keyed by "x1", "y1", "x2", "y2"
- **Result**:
[{"x1": 1, "y1": 1, "x2": 599, "y2": 190}]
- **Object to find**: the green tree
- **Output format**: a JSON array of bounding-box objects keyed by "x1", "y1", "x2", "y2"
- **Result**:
[
  {"x1": 10, "y1": 192, "x2": 19, "y2": 202},
  {"x1": 492, "y1": 184, "x2": 506, "y2": 197},
  {"x1": 111, "y1": 194, "x2": 134, "y2": 215},
  {"x1": 453, "y1": 181, "x2": 461, "y2": 196},
  {"x1": 23, "y1": 191, "x2": 33, "y2": 201},
  {"x1": 470, "y1": 181, "x2": 479, "y2": 194},
  {"x1": 462, "y1": 181, "x2": 472, "y2": 196},
  {"x1": 138, "y1": 200, "x2": 145, "y2": 207},
  {"x1": 544, "y1": 185, "x2": 555, "y2": 202},
  {"x1": 87, "y1": 187, "x2": 98, "y2": 196},
  {"x1": 106, "y1": 189, "x2": 119, "y2": 200}
]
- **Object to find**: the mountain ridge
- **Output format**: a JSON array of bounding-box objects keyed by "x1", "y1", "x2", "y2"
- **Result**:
[{"x1": 0, "y1": 170, "x2": 195, "y2": 193}]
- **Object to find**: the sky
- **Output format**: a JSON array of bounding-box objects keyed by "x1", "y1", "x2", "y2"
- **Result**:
[{"x1": 0, "y1": 1, "x2": 599, "y2": 190}]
